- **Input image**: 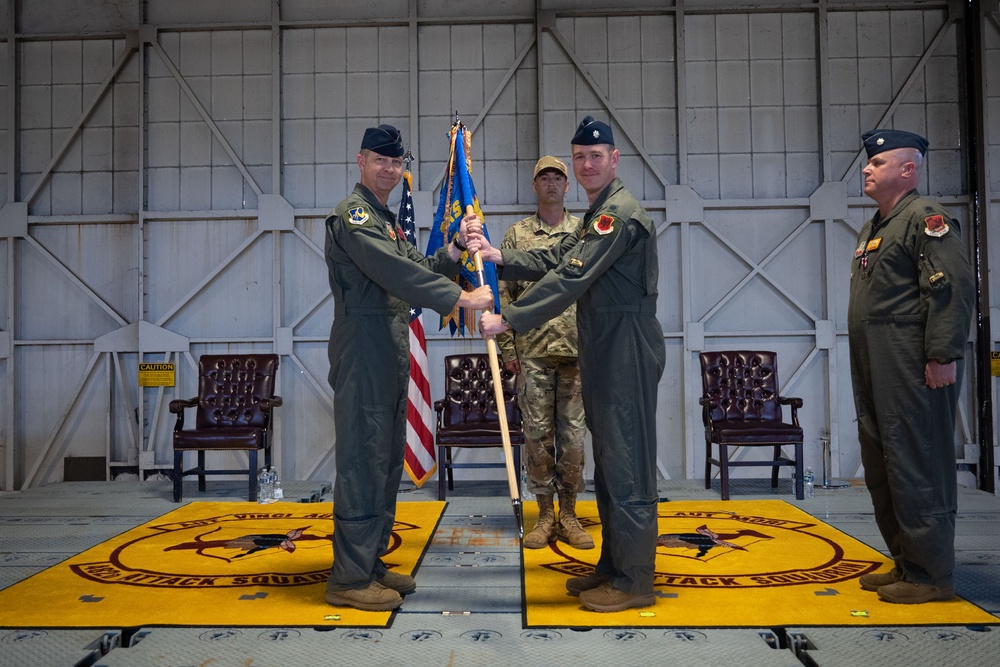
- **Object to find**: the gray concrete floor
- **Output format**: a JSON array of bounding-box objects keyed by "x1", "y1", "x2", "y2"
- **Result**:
[{"x1": 1, "y1": 477, "x2": 998, "y2": 666}]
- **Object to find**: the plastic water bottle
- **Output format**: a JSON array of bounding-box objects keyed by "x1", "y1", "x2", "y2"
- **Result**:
[
  {"x1": 272, "y1": 470, "x2": 283, "y2": 500},
  {"x1": 521, "y1": 465, "x2": 535, "y2": 501},
  {"x1": 803, "y1": 467, "x2": 815, "y2": 499},
  {"x1": 257, "y1": 469, "x2": 270, "y2": 503}
]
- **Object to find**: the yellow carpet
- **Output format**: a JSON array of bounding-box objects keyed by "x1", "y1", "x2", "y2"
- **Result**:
[
  {"x1": 523, "y1": 499, "x2": 998, "y2": 628},
  {"x1": 0, "y1": 501, "x2": 444, "y2": 628}
]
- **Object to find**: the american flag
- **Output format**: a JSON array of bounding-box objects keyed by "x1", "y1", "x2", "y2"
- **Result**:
[{"x1": 399, "y1": 169, "x2": 436, "y2": 487}]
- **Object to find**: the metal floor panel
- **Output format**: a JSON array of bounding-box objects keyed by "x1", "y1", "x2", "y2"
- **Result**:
[
  {"x1": 787, "y1": 625, "x2": 1000, "y2": 666},
  {"x1": 92, "y1": 619, "x2": 801, "y2": 667},
  {"x1": 0, "y1": 628, "x2": 119, "y2": 667},
  {"x1": 0, "y1": 479, "x2": 997, "y2": 667}
]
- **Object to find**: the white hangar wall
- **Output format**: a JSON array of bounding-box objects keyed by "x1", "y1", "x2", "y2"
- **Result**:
[{"x1": 0, "y1": 0, "x2": 996, "y2": 492}]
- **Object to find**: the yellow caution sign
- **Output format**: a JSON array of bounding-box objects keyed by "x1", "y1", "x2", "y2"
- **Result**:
[
  {"x1": 139, "y1": 362, "x2": 175, "y2": 387},
  {"x1": 992, "y1": 352, "x2": 1000, "y2": 377}
]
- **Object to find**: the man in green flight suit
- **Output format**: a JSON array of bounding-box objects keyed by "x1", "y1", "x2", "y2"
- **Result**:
[
  {"x1": 324, "y1": 125, "x2": 493, "y2": 611},
  {"x1": 849, "y1": 129, "x2": 974, "y2": 605},
  {"x1": 476, "y1": 116, "x2": 665, "y2": 613},
  {"x1": 496, "y1": 155, "x2": 590, "y2": 551}
]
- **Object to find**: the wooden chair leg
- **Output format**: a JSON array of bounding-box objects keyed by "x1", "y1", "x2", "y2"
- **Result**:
[
  {"x1": 437, "y1": 446, "x2": 447, "y2": 501},
  {"x1": 719, "y1": 444, "x2": 730, "y2": 500},
  {"x1": 794, "y1": 443, "x2": 805, "y2": 500},
  {"x1": 446, "y1": 447, "x2": 455, "y2": 491},
  {"x1": 173, "y1": 450, "x2": 183, "y2": 502},
  {"x1": 248, "y1": 450, "x2": 258, "y2": 502},
  {"x1": 705, "y1": 439, "x2": 713, "y2": 490},
  {"x1": 197, "y1": 451, "x2": 207, "y2": 492},
  {"x1": 771, "y1": 445, "x2": 781, "y2": 488}
]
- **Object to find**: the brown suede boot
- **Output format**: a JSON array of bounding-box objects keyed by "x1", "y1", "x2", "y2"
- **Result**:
[
  {"x1": 556, "y1": 492, "x2": 594, "y2": 549},
  {"x1": 523, "y1": 495, "x2": 557, "y2": 549},
  {"x1": 325, "y1": 581, "x2": 402, "y2": 611}
]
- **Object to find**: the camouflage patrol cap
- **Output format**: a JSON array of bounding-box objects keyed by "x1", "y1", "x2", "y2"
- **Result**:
[{"x1": 533, "y1": 155, "x2": 568, "y2": 179}]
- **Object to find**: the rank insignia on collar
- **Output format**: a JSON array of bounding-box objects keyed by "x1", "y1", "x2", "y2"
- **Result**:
[
  {"x1": 386, "y1": 223, "x2": 397, "y2": 240},
  {"x1": 923, "y1": 214, "x2": 949, "y2": 237},
  {"x1": 348, "y1": 207, "x2": 369, "y2": 225},
  {"x1": 568, "y1": 258, "x2": 584, "y2": 267},
  {"x1": 594, "y1": 214, "x2": 615, "y2": 235}
]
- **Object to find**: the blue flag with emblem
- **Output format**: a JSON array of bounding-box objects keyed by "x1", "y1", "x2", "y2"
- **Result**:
[{"x1": 426, "y1": 121, "x2": 500, "y2": 336}]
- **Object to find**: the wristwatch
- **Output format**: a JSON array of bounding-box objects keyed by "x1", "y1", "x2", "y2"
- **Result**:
[{"x1": 500, "y1": 314, "x2": 512, "y2": 330}]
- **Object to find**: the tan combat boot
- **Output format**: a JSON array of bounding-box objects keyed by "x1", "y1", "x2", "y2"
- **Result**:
[
  {"x1": 556, "y1": 492, "x2": 594, "y2": 549},
  {"x1": 523, "y1": 495, "x2": 557, "y2": 549}
]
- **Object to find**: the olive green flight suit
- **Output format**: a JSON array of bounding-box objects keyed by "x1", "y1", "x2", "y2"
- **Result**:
[
  {"x1": 847, "y1": 190, "x2": 974, "y2": 589},
  {"x1": 496, "y1": 211, "x2": 587, "y2": 496},
  {"x1": 500, "y1": 178, "x2": 666, "y2": 594},
  {"x1": 325, "y1": 183, "x2": 462, "y2": 591}
]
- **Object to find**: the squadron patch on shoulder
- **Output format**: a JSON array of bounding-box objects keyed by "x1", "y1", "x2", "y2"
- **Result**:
[
  {"x1": 348, "y1": 207, "x2": 369, "y2": 225},
  {"x1": 594, "y1": 214, "x2": 615, "y2": 235},
  {"x1": 923, "y1": 214, "x2": 949, "y2": 237}
]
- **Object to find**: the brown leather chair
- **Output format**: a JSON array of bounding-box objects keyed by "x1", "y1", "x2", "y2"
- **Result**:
[
  {"x1": 434, "y1": 353, "x2": 523, "y2": 501},
  {"x1": 169, "y1": 354, "x2": 282, "y2": 502},
  {"x1": 699, "y1": 350, "x2": 804, "y2": 500}
]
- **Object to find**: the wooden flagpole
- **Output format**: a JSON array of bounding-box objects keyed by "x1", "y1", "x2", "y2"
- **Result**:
[{"x1": 466, "y1": 205, "x2": 523, "y2": 537}]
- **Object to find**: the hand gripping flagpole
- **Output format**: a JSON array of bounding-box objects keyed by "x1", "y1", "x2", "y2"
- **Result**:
[{"x1": 467, "y1": 205, "x2": 523, "y2": 538}]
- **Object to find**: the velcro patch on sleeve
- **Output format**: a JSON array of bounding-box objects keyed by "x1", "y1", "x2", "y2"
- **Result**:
[
  {"x1": 348, "y1": 207, "x2": 370, "y2": 225},
  {"x1": 923, "y1": 214, "x2": 949, "y2": 237},
  {"x1": 593, "y1": 214, "x2": 615, "y2": 235}
]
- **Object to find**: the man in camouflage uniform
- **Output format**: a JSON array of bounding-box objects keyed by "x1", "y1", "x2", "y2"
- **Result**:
[
  {"x1": 477, "y1": 117, "x2": 665, "y2": 613},
  {"x1": 849, "y1": 129, "x2": 974, "y2": 605},
  {"x1": 324, "y1": 125, "x2": 493, "y2": 612},
  {"x1": 496, "y1": 156, "x2": 590, "y2": 550}
]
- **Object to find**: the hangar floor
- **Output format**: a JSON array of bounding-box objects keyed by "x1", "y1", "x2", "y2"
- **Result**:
[{"x1": 1, "y1": 476, "x2": 998, "y2": 666}]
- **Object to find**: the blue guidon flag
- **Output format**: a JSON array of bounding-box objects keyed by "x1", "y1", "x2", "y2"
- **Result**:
[{"x1": 425, "y1": 119, "x2": 500, "y2": 335}]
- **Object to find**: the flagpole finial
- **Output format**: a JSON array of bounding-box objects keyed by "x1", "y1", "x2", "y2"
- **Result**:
[{"x1": 403, "y1": 148, "x2": 414, "y2": 165}]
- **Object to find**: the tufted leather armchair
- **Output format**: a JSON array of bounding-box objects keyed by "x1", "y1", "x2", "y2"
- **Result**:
[
  {"x1": 169, "y1": 354, "x2": 282, "y2": 502},
  {"x1": 699, "y1": 350, "x2": 804, "y2": 500},
  {"x1": 434, "y1": 353, "x2": 523, "y2": 501}
]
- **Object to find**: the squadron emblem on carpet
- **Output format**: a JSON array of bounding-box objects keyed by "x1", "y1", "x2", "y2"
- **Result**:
[{"x1": 538, "y1": 504, "x2": 881, "y2": 590}]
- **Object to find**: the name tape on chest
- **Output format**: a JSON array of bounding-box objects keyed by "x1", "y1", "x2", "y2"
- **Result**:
[{"x1": 854, "y1": 237, "x2": 882, "y2": 259}]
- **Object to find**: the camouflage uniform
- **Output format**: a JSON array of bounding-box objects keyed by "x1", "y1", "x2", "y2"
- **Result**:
[{"x1": 496, "y1": 211, "x2": 586, "y2": 497}]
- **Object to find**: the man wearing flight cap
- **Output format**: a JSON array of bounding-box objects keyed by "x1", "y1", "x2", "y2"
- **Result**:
[
  {"x1": 476, "y1": 116, "x2": 665, "y2": 612},
  {"x1": 324, "y1": 124, "x2": 493, "y2": 611},
  {"x1": 495, "y1": 155, "x2": 589, "y2": 551},
  {"x1": 848, "y1": 128, "x2": 974, "y2": 604}
]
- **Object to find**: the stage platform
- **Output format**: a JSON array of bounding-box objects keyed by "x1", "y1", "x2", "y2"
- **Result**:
[{"x1": 1, "y1": 477, "x2": 998, "y2": 666}]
